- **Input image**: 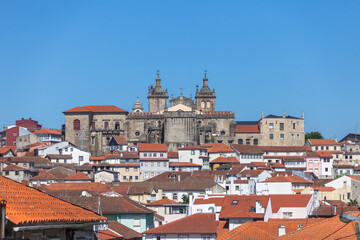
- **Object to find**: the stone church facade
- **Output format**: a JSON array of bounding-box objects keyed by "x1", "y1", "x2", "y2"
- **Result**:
[{"x1": 63, "y1": 72, "x2": 304, "y2": 156}]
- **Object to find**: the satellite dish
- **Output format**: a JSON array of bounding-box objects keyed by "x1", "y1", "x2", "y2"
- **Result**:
[{"x1": 81, "y1": 191, "x2": 87, "y2": 197}]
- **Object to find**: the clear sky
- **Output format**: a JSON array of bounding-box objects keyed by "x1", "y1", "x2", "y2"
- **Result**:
[{"x1": 0, "y1": 0, "x2": 359, "y2": 139}]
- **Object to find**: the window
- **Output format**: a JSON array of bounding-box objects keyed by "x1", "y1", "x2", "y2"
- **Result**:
[
  {"x1": 238, "y1": 139, "x2": 243, "y2": 145},
  {"x1": 269, "y1": 123, "x2": 274, "y2": 130},
  {"x1": 220, "y1": 131, "x2": 226, "y2": 135},
  {"x1": 291, "y1": 134, "x2": 294, "y2": 140},
  {"x1": 73, "y1": 119, "x2": 80, "y2": 130},
  {"x1": 104, "y1": 121, "x2": 109, "y2": 129},
  {"x1": 293, "y1": 123, "x2": 296, "y2": 129},
  {"x1": 134, "y1": 167, "x2": 138, "y2": 172},
  {"x1": 280, "y1": 134, "x2": 284, "y2": 140},
  {"x1": 123, "y1": 176, "x2": 126, "y2": 180},
  {"x1": 190, "y1": 158, "x2": 193, "y2": 163},
  {"x1": 91, "y1": 121, "x2": 95, "y2": 130},
  {"x1": 246, "y1": 139, "x2": 251, "y2": 145},
  {"x1": 173, "y1": 193, "x2": 178, "y2": 200},
  {"x1": 231, "y1": 200, "x2": 238, "y2": 205},
  {"x1": 296, "y1": 134, "x2": 300, "y2": 140},
  {"x1": 115, "y1": 122, "x2": 120, "y2": 130},
  {"x1": 163, "y1": 162, "x2": 167, "y2": 167},
  {"x1": 270, "y1": 134, "x2": 274, "y2": 140},
  {"x1": 133, "y1": 217, "x2": 141, "y2": 232},
  {"x1": 348, "y1": 192, "x2": 351, "y2": 199},
  {"x1": 157, "y1": 162, "x2": 160, "y2": 167},
  {"x1": 160, "y1": 153, "x2": 164, "y2": 157},
  {"x1": 325, "y1": 167, "x2": 328, "y2": 172},
  {"x1": 135, "y1": 176, "x2": 138, "y2": 180},
  {"x1": 91, "y1": 137, "x2": 95, "y2": 145},
  {"x1": 79, "y1": 156, "x2": 84, "y2": 162},
  {"x1": 191, "y1": 150, "x2": 195, "y2": 155},
  {"x1": 315, "y1": 146, "x2": 318, "y2": 150},
  {"x1": 13, "y1": 132, "x2": 17, "y2": 137},
  {"x1": 130, "y1": 176, "x2": 133, "y2": 180},
  {"x1": 280, "y1": 123, "x2": 284, "y2": 130},
  {"x1": 254, "y1": 139, "x2": 258, "y2": 145},
  {"x1": 5, "y1": 171, "x2": 9, "y2": 176},
  {"x1": 126, "y1": 167, "x2": 129, "y2": 172},
  {"x1": 135, "y1": 131, "x2": 140, "y2": 136},
  {"x1": 15, "y1": 171, "x2": 19, "y2": 175},
  {"x1": 283, "y1": 212, "x2": 293, "y2": 219},
  {"x1": 326, "y1": 146, "x2": 329, "y2": 150},
  {"x1": 151, "y1": 162, "x2": 154, "y2": 167}
]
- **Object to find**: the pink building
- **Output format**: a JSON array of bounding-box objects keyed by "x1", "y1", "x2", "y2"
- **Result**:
[{"x1": 306, "y1": 151, "x2": 321, "y2": 177}]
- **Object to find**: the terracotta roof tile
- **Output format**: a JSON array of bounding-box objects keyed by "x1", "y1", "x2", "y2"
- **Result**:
[
  {"x1": 178, "y1": 146, "x2": 207, "y2": 150},
  {"x1": 90, "y1": 156, "x2": 106, "y2": 161},
  {"x1": 210, "y1": 157, "x2": 239, "y2": 164},
  {"x1": 33, "y1": 128, "x2": 61, "y2": 135},
  {"x1": 46, "y1": 154, "x2": 73, "y2": 159},
  {"x1": 144, "y1": 213, "x2": 218, "y2": 234},
  {"x1": 98, "y1": 229, "x2": 122, "y2": 239},
  {"x1": 311, "y1": 186, "x2": 336, "y2": 192},
  {"x1": 239, "y1": 169, "x2": 267, "y2": 177},
  {"x1": 107, "y1": 221, "x2": 143, "y2": 239},
  {"x1": 64, "y1": 105, "x2": 127, "y2": 113},
  {"x1": 235, "y1": 124, "x2": 260, "y2": 133},
  {"x1": 228, "y1": 165, "x2": 247, "y2": 175},
  {"x1": 194, "y1": 196, "x2": 225, "y2": 207},
  {"x1": 167, "y1": 152, "x2": 178, "y2": 158},
  {"x1": 169, "y1": 162, "x2": 202, "y2": 167},
  {"x1": 146, "y1": 198, "x2": 181, "y2": 206},
  {"x1": 204, "y1": 143, "x2": 234, "y2": 153},
  {"x1": 317, "y1": 151, "x2": 334, "y2": 158},
  {"x1": 3, "y1": 164, "x2": 29, "y2": 171},
  {"x1": 270, "y1": 194, "x2": 312, "y2": 213},
  {"x1": 64, "y1": 172, "x2": 92, "y2": 181},
  {"x1": 231, "y1": 144, "x2": 264, "y2": 154},
  {"x1": 263, "y1": 175, "x2": 312, "y2": 184},
  {"x1": 140, "y1": 158, "x2": 169, "y2": 161},
  {"x1": 308, "y1": 139, "x2": 341, "y2": 145},
  {"x1": 260, "y1": 146, "x2": 311, "y2": 152},
  {"x1": 113, "y1": 136, "x2": 128, "y2": 145},
  {"x1": 0, "y1": 176, "x2": 106, "y2": 225},
  {"x1": 138, "y1": 143, "x2": 167, "y2": 152},
  {"x1": 0, "y1": 146, "x2": 15, "y2": 154}
]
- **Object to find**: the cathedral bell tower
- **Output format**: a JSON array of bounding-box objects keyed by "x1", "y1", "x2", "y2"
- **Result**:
[
  {"x1": 147, "y1": 71, "x2": 169, "y2": 113},
  {"x1": 195, "y1": 70, "x2": 216, "y2": 111}
]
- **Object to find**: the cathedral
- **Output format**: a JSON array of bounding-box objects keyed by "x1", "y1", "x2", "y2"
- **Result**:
[{"x1": 64, "y1": 71, "x2": 304, "y2": 156}]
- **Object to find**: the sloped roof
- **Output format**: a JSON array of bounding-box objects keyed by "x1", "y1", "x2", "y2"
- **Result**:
[
  {"x1": 210, "y1": 157, "x2": 239, "y2": 164},
  {"x1": 305, "y1": 151, "x2": 320, "y2": 157},
  {"x1": 113, "y1": 136, "x2": 128, "y2": 145},
  {"x1": 228, "y1": 165, "x2": 247, "y2": 175},
  {"x1": 232, "y1": 144, "x2": 264, "y2": 154},
  {"x1": 270, "y1": 194, "x2": 312, "y2": 213},
  {"x1": 169, "y1": 162, "x2": 202, "y2": 167},
  {"x1": 144, "y1": 213, "x2": 218, "y2": 234},
  {"x1": 167, "y1": 152, "x2": 178, "y2": 158},
  {"x1": 262, "y1": 175, "x2": 312, "y2": 184},
  {"x1": 276, "y1": 211, "x2": 360, "y2": 239},
  {"x1": 308, "y1": 139, "x2": 341, "y2": 145},
  {"x1": 0, "y1": 146, "x2": 15, "y2": 155},
  {"x1": 64, "y1": 105, "x2": 127, "y2": 113},
  {"x1": 30, "y1": 166, "x2": 76, "y2": 181},
  {"x1": 260, "y1": 146, "x2": 311, "y2": 152},
  {"x1": 317, "y1": 151, "x2": 334, "y2": 158},
  {"x1": 178, "y1": 146, "x2": 207, "y2": 150},
  {"x1": 235, "y1": 124, "x2": 260, "y2": 133},
  {"x1": 3, "y1": 164, "x2": 29, "y2": 171},
  {"x1": 138, "y1": 143, "x2": 167, "y2": 152},
  {"x1": 33, "y1": 128, "x2": 61, "y2": 135},
  {"x1": 219, "y1": 195, "x2": 269, "y2": 219},
  {"x1": 194, "y1": 197, "x2": 225, "y2": 207},
  {"x1": 107, "y1": 221, "x2": 143, "y2": 239},
  {"x1": 5, "y1": 156, "x2": 50, "y2": 164},
  {"x1": 206, "y1": 143, "x2": 234, "y2": 153},
  {"x1": 0, "y1": 176, "x2": 106, "y2": 225},
  {"x1": 64, "y1": 172, "x2": 91, "y2": 181},
  {"x1": 311, "y1": 206, "x2": 360, "y2": 217},
  {"x1": 46, "y1": 154, "x2": 73, "y2": 159},
  {"x1": 239, "y1": 169, "x2": 267, "y2": 177},
  {"x1": 98, "y1": 229, "x2": 122, "y2": 239},
  {"x1": 146, "y1": 198, "x2": 180, "y2": 206}
]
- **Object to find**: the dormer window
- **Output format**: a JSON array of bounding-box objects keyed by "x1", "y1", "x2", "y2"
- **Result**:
[{"x1": 249, "y1": 207, "x2": 256, "y2": 212}]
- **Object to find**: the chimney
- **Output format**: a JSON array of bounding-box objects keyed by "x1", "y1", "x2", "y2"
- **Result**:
[
  {"x1": 334, "y1": 205, "x2": 337, "y2": 215},
  {"x1": 0, "y1": 200, "x2": 6, "y2": 239},
  {"x1": 278, "y1": 225, "x2": 286, "y2": 236},
  {"x1": 178, "y1": 174, "x2": 181, "y2": 182},
  {"x1": 283, "y1": 110, "x2": 285, "y2": 118}
]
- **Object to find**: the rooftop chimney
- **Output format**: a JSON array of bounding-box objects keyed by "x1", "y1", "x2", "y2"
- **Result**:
[
  {"x1": 278, "y1": 225, "x2": 286, "y2": 236},
  {"x1": 0, "y1": 200, "x2": 6, "y2": 239}
]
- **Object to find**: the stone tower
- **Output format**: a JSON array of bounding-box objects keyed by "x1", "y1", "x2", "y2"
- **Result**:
[
  {"x1": 196, "y1": 71, "x2": 216, "y2": 111},
  {"x1": 133, "y1": 95, "x2": 144, "y2": 113},
  {"x1": 148, "y1": 71, "x2": 169, "y2": 113}
]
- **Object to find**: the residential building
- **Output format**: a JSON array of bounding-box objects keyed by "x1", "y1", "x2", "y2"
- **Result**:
[
  {"x1": 231, "y1": 144, "x2": 264, "y2": 164},
  {"x1": 178, "y1": 146, "x2": 209, "y2": 169},
  {"x1": 138, "y1": 143, "x2": 169, "y2": 181},
  {"x1": 108, "y1": 135, "x2": 128, "y2": 151},
  {"x1": 2, "y1": 163, "x2": 32, "y2": 182},
  {"x1": 169, "y1": 162, "x2": 202, "y2": 172},
  {"x1": 318, "y1": 151, "x2": 334, "y2": 177},
  {"x1": 146, "y1": 198, "x2": 187, "y2": 224},
  {"x1": 305, "y1": 151, "x2": 321, "y2": 177},
  {"x1": 202, "y1": 143, "x2": 236, "y2": 162}
]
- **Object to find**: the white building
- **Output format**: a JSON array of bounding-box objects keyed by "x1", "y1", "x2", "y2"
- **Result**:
[{"x1": 178, "y1": 146, "x2": 209, "y2": 170}]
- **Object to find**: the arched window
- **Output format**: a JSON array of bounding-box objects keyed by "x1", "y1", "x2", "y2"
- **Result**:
[
  {"x1": 201, "y1": 101, "x2": 205, "y2": 109},
  {"x1": 238, "y1": 139, "x2": 243, "y2": 144},
  {"x1": 254, "y1": 139, "x2": 258, "y2": 145},
  {"x1": 73, "y1": 119, "x2": 80, "y2": 130},
  {"x1": 207, "y1": 101, "x2": 211, "y2": 109}
]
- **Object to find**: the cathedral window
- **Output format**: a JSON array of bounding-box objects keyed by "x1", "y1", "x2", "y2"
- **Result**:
[
  {"x1": 238, "y1": 139, "x2": 243, "y2": 145},
  {"x1": 115, "y1": 122, "x2": 120, "y2": 130},
  {"x1": 201, "y1": 101, "x2": 205, "y2": 109},
  {"x1": 280, "y1": 123, "x2": 284, "y2": 130},
  {"x1": 220, "y1": 131, "x2": 226, "y2": 136},
  {"x1": 91, "y1": 122, "x2": 95, "y2": 130},
  {"x1": 104, "y1": 121, "x2": 109, "y2": 130},
  {"x1": 270, "y1": 134, "x2": 274, "y2": 140},
  {"x1": 280, "y1": 134, "x2": 284, "y2": 140},
  {"x1": 135, "y1": 131, "x2": 140, "y2": 137},
  {"x1": 254, "y1": 139, "x2": 258, "y2": 145},
  {"x1": 207, "y1": 101, "x2": 211, "y2": 109},
  {"x1": 73, "y1": 119, "x2": 80, "y2": 131}
]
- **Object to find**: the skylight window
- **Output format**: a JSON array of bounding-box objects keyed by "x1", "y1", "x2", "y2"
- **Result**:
[
  {"x1": 250, "y1": 207, "x2": 256, "y2": 212},
  {"x1": 231, "y1": 200, "x2": 238, "y2": 205}
]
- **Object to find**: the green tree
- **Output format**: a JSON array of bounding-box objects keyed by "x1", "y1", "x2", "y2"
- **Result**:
[
  {"x1": 305, "y1": 131, "x2": 324, "y2": 142},
  {"x1": 347, "y1": 199, "x2": 358, "y2": 206},
  {"x1": 181, "y1": 194, "x2": 189, "y2": 204}
]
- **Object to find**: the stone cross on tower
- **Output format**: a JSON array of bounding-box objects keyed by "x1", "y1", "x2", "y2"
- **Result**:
[{"x1": 180, "y1": 88, "x2": 183, "y2": 96}]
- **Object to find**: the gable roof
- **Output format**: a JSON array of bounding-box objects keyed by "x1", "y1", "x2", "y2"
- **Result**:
[
  {"x1": 113, "y1": 136, "x2": 128, "y2": 145},
  {"x1": 169, "y1": 162, "x2": 202, "y2": 167},
  {"x1": 0, "y1": 176, "x2": 106, "y2": 225},
  {"x1": 33, "y1": 128, "x2": 61, "y2": 135},
  {"x1": 260, "y1": 146, "x2": 311, "y2": 152},
  {"x1": 63, "y1": 105, "x2": 127, "y2": 113},
  {"x1": 64, "y1": 172, "x2": 91, "y2": 181},
  {"x1": 3, "y1": 164, "x2": 29, "y2": 171},
  {"x1": 178, "y1": 145, "x2": 207, "y2": 150},
  {"x1": 210, "y1": 157, "x2": 239, "y2": 164},
  {"x1": 144, "y1": 213, "x2": 218, "y2": 234},
  {"x1": 30, "y1": 166, "x2": 76, "y2": 181},
  {"x1": 194, "y1": 196, "x2": 225, "y2": 207},
  {"x1": 107, "y1": 221, "x2": 143, "y2": 239},
  {"x1": 146, "y1": 198, "x2": 181, "y2": 206},
  {"x1": 308, "y1": 139, "x2": 341, "y2": 145},
  {"x1": 138, "y1": 143, "x2": 167, "y2": 152},
  {"x1": 262, "y1": 175, "x2": 312, "y2": 184},
  {"x1": 317, "y1": 151, "x2": 334, "y2": 158},
  {"x1": 0, "y1": 146, "x2": 15, "y2": 155},
  {"x1": 205, "y1": 143, "x2": 234, "y2": 153}
]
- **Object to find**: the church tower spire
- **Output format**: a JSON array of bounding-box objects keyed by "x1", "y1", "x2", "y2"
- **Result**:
[
  {"x1": 147, "y1": 70, "x2": 169, "y2": 113},
  {"x1": 195, "y1": 70, "x2": 216, "y2": 111},
  {"x1": 133, "y1": 94, "x2": 144, "y2": 113}
]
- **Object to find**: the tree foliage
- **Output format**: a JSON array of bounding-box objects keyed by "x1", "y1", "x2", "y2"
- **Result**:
[
  {"x1": 305, "y1": 131, "x2": 324, "y2": 142},
  {"x1": 181, "y1": 194, "x2": 189, "y2": 204},
  {"x1": 347, "y1": 199, "x2": 359, "y2": 206}
]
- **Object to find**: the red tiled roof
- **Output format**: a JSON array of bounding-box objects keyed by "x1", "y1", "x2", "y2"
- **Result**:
[
  {"x1": 276, "y1": 211, "x2": 360, "y2": 239},
  {"x1": 98, "y1": 229, "x2": 122, "y2": 240},
  {"x1": 138, "y1": 143, "x2": 167, "y2": 152},
  {"x1": 270, "y1": 194, "x2": 312, "y2": 213},
  {"x1": 0, "y1": 176, "x2": 106, "y2": 225},
  {"x1": 168, "y1": 152, "x2": 178, "y2": 158},
  {"x1": 239, "y1": 169, "x2": 266, "y2": 177},
  {"x1": 269, "y1": 162, "x2": 285, "y2": 168},
  {"x1": 305, "y1": 151, "x2": 320, "y2": 157},
  {"x1": 231, "y1": 144, "x2": 264, "y2": 154},
  {"x1": 317, "y1": 151, "x2": 333, "y2": 158},
  {"x1": 44, "y1": 182, "x2": 129, "y2": 195},
  {"x1": 263, "y1": 175, "x2": 312, "y2": 184},
  {"x1": 235, "y1": 125, "x2": 260, "y2": 133},
  {"x1": 334, "y1": 164, "x2": 354, "y2": 169},
  {"x1": 280, "y1": 156, "x2": 306, "y2": 162},
  {"x1": 64, "y1": 172, "x2": 91, "y2": 181},
  {"x1": 169, "y1": 162, "x2": 202, "y2": 167},
  {"x1": 107, "y1": 221, "x2": 143, "y2": 239},
  {"x1": 219, "y1": 195, "x2": 269, "y2": 219},
  {"x1": 144, "y1": 213, "x2": 218, "y2": 234},
  {"x1": 194, "y1": 197, "x2": 225, "y2": 207},
  {"x1": 0, "y1": 146, "x2": 15, "y2": 155},
  {"x1": 179, "y1": 146, "x2": 207, "y2": 150},
  {"x1": 33, "y1": 128, "x2": 61, "y2": 135},
  {"x1": 64, "y1": 105, "x2": 127, "y2": 113},
  {"x1": 90, "y1": 156, "x2": 106, "y2": 161},
  {"x1": 308, "y1": 139, "x2": 341, "y2": 145},
  {"x1": 210, "y1": 157, "x2": 239, "y2": 164},
  {"x1": 205, "y1": 143, "x2": 234, "y2": 153},
  {"x1": 260, "y1": 146, "x2": 311, "y2": 152},
  {"x1": 311, "y1": 186, "x2": 335, "y2": 192},
  {"x1": 113, "y1": 136, "x2": 128, "y2": 145},
  {"x1": 3, "y1": 164, "x2": 29, "y2": 171},
  {"x1": 347, "y1": 175, "x2": 360, "y2": 182},
  {"x1": 228, "y1": 165, "x2": 247, "y2": 175},
  {"x1": 146, "y1": 198, "x2": 181, "y2": 206}
]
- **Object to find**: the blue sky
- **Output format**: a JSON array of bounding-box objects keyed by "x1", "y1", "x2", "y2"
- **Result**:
[{"x1": 0, "y1": 0, "x2": 359, "y2": 139}]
